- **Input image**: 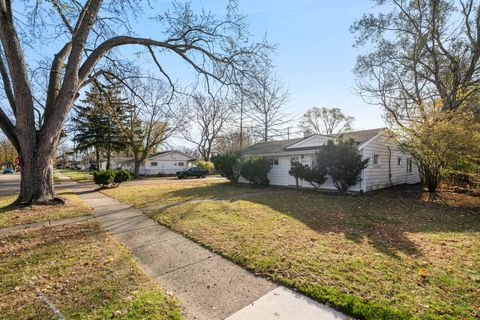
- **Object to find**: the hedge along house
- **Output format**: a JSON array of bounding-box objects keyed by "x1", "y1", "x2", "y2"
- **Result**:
[
  {"x1": 240, "y1": 128, "x2": 421, "y2": 192},
  {"x1": 122, "y1": 150, "x2": 197, "y2": 175}
]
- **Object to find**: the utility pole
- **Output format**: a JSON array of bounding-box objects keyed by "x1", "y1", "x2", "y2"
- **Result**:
[{"x1": 239, "y1": 93, "x2": 244, "y2": 150}]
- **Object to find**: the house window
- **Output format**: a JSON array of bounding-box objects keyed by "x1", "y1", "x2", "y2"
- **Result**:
[
  {"x1": 397, "y1": 157, "x2": 402, "y2": 166},
  {"x1": 177, "y1": 162, "x2": 184, "y2": 166},
  {"x1": 268, "y1": 157, "x2": 279, "y2": 166},
  {"x1": 373, "y1": 154, "x2": 380, "y2": 165},
  {"x1": 150, "y1": 161, "x2": 158, "y2": 166},
  {"x1": 407, "y1": 158, "x2": 413, "y2": 172},
  {"x1": 290, "y1": 157, "x2": 299, "y2": 166}
]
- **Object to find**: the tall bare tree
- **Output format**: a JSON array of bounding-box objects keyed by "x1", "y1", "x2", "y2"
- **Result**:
[
  {"x1": 353, "y1": 0, "x2": 480, "y2": 120},
  {"x1": 119, "y1": 81, "x2": 181, "y2": 178},
  {"x1": 246, "y1": 67, "x2": 291, "y2": 142},
  {"x1": 215, "y1": 129, "x2": 253, "y2": 154},
  {"x1": 184, "y1": 94, "x2": 232, "y2": 161},
  {"x1": 0, "y1": 0, "x2": 270, "y2": 204},
  {"x1": 300, "y1": 107, "x2": 354, "y2": 135},
  {"x1": 352, "y1": 0, "x2": 480, "y2": 196}
]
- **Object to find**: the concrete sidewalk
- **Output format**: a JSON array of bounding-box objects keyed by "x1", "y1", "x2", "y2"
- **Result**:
[{"x1": 77, "y1": 187, "x2": 349, "y2": 320}]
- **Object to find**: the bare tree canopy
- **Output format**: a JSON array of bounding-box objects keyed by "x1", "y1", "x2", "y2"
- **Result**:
[
  {"x1": 183, "y1": 94, "x2": 232, "y2": 161},
  {"x1": 245, "y1": 66, "x2": 291, "y2": 142},
  {"x1": 300, "y1": 107, "x2": 354, "y2": 135},
  {"x1": 119, "y1": 79, "x2": 182, "y2": 178},
  {"x1": 352, "y1": 0, "x2": 480, "y2": 196},
  {"x1": 352, "y1": 0, "x2": 480, "y2": 126},
  {"x1": 0, "y1": 0, "x2": 271, "y2": 203}
]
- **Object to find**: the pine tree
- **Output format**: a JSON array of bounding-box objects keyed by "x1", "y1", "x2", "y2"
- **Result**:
[{"x1": 72, "y1": 81, "x2": 128, "y2": 170}]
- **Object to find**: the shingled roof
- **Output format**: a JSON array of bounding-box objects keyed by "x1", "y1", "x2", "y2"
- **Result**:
[
  {"x1": 241, "y1": 128, "x2": 384, "y2": 156},
  {"x1": 330, "y1": 128, "x2": 384, "y2": 144},
  {"x1": 241, "y1": 137, "x2": 303, "y2": 156}
]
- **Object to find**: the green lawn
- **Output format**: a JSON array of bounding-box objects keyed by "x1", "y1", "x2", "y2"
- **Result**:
[
  {"x1": 58, "y1": 169, "x2": 94, "y2": 183},
  {"x1": 0, "y1": 190, "x2": 91, "y2": 228},
  {"x1": 136, "y1": 182, "x2": 479, "y2": 320},
  {"x1": 102, "y1": 180, "x2": 260, "y2": 208},
  {"x1": 0, "y1": 221, "x2": 182, "y2": 319}
]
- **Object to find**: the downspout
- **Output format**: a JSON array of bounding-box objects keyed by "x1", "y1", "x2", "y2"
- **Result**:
[
  {"x1": 360, "y1": 149, "x2": 365, "y2": 193},
  {"x1": 387, "y1": 146, "x2": 393, "y2": 187}
]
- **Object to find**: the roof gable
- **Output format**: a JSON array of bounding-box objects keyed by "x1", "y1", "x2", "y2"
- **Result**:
[
  {"x1": 241, "y1": 128, "x2": 385, "y2": 156},
  {"x1": 284, "y1": 134, "x2": 331, "y2": 151},
  {"x1": 241, "y1": 138, "x2": 303, "y2": 156}
]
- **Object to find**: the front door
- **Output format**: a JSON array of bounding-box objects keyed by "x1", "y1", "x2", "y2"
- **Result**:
[{"x1": 289, "y1": 156, "x2": 300, "y2": 186}]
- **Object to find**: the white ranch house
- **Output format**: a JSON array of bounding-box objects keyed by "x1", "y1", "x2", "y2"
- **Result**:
[
  {"x1": 122, "y1": 150, "x2": 197, "y2": 175},
  {"x1": 240, "y1": 128, "x2": 421, "y2": 192}
]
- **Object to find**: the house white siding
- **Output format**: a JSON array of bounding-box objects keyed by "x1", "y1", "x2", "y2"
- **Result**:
[
  {"x1": 240, "y1": 131, "x2": 420, "y2": 192},
  {"x1": 122, "y1": 151, "x2": 196, "y2": 175},
  {"x1": 240, "y1": 153, "x2": 361, "y2": 192},
  {"x1": 361, "y1": 135, "x2": 421, "y2": 191},
  {"x1": 141, "y1": 152, "x2": 194, "y2": 175}
]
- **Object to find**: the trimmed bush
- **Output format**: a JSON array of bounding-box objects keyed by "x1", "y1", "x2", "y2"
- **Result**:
[
  {"x1": 289, "y1": 162, "x2": 328, "y2": 191},
  {"x1": 113, "y1": 169, "x2": 131, "y2": 186},
  {"x1": 316, "y1": 138, "x2": 369, "y2": 192},
  {"x1": 288, "y1": 162, "x2": 308, "y2": 188},
  {"x1": 302, "y1": 165, "x2": 328, "y2": 191},
  {"x1": 93, "y1": 170, "x2": 115, "y2": 188},
  {"x1": 211, "y1": 152, "x2": 240, "y2": 183},
  {"x1": 94, "y1": 169, "x2": 131, "y2": 188},
  {"x1": 240, "y1": 156, "x2": 271, "y2": 186}
]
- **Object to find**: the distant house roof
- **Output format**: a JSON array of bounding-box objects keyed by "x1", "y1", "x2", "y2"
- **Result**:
[
  {"x1": 241, "y1": 128, "x2": 384, "y2": 156},
  {"x1": 149, "y1": 150, "x2": 197, "y2": 160},
  {"x1": 119, "y1": 150, "x2": 197, "y2": 163}
]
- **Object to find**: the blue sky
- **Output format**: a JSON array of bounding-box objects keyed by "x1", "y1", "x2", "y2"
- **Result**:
[
  {"x1": 131, "y1": 0, "x2": 385, "y2": 138},
  {"x1": 237, "y1": 0, "x2": 385, "y2": 132}
]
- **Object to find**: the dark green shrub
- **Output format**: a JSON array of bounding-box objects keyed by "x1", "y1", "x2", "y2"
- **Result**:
[
  {"x1": 316, "y1": 137, "x2": 369, "y2": 192},
  {"x1": 288, "y1": 162, "x2": 308, "y2": 188},
  {"x1": 212, "y1": 152, "x2": 240, "y2": 183},
  {"x1": 93, "y1": 170, "x2": 115, "y2": 188},
  {"x1": 94, "y1": 169, "x2": 131, "y2": 188},
  {"x1": 113, "y1": 169, "x2": 131, "y2": 186},
  {"x1": 302, "y1": 165, "x2": 328, "y2": 191},
  {"x1": 240, "y1": 156, "x2": 271, "y2": 186},
  {"x1": 289, "y1": 161, "x2": 328, "y2": 191}
]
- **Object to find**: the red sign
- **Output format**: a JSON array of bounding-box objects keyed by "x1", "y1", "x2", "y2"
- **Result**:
[{"x1": 14, "y1": 157, "x2": 20, "y2": 166}]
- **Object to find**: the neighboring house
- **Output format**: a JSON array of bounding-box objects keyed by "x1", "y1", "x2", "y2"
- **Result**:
[
  {"x1": 122, "y1": 150, "x2": 197, "y2": 175},
  {"x1": 98, "y1": 157, "x2": 131, "y2": 171},
  {"x1": 240, "y1": 128, "x2": 421, "y2": 192}
]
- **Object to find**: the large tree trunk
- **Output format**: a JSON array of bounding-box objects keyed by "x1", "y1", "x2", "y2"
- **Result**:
[
  {"x1": 17, "y1": 151, "x2": 57, "y2": 204},
  {"x1": 14, "y1": 128, "x2": 61, "y2": 205}
]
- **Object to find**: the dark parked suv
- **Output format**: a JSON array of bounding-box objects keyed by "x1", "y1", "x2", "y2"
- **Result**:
[{"x1": 176, "y1": 167, "x2": 209, "y2": 179}]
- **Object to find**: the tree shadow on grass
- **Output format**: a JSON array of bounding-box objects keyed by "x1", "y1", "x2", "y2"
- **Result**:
[
  {"x1": 231, "y1": 184, "x2": 480, "y2": 259},
  {"x1": 152, "y1": 182, "x2": 265, "y2": 203}
]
